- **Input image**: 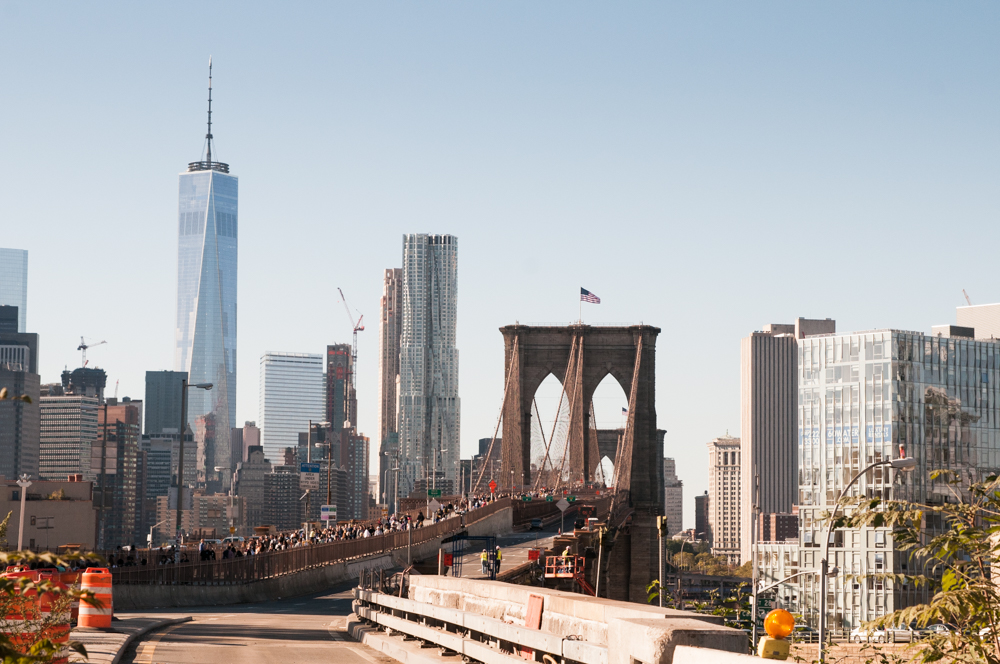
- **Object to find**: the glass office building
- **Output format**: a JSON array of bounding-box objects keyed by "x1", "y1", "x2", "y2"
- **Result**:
[
  {"x1": 258, "y1": 352, "x2": 325, "y2": 463},
  {"x1": 175, "y1": 157, "x2": 237, "y2": 488},
  {"x1": 0, "y1": 249, "x2": 27, "y2": 333},
  {"x1": 760, "y1": 328, "x2": 1000, "y2": 633}
]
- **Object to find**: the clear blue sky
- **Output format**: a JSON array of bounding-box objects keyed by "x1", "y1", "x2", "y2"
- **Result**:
[{"x1": 2, "y1": 2, "x2": 998, "y2": 526}]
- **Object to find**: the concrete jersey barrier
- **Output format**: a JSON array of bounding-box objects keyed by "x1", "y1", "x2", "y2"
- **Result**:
[{"x1": 354, "y1": 575, "x2": 748, "y2": 664}]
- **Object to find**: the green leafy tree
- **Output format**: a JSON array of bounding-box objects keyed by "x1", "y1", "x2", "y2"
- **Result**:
[
  {"x1": 0, "y1": 512, "x2": 11, "y2": 543},
  {"x1": 833, "y1": 469, "x2": 1000, "y2": 663}
]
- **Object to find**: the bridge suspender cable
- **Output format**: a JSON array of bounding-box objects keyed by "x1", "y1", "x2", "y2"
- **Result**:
[
  {"x1": 610, "y1": 335, "x2": 642, "y2": 514},
  {"x1": 554, "y1": 337, "x2": 583, "y2": 492},
  {"x1": 532, "y1": 335, "x2": 577, "y2": 491},
  {"x1": 473, "y1": 337, "x2": 518, "y2": 493}
]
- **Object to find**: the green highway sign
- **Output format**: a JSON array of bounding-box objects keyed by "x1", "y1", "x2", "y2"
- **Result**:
[
  {"x1": 567, "y1": 496, "x2": 577, "y2": 502},
  {"x1": 427, "y1": 489, "x2": 442, "y2": 497},
  {"x1": 522, "y1": 496, "x2": 532, "y2": 501},
  {"x1": 545, "y1": 496, "x2": 554, "y2": 502}
]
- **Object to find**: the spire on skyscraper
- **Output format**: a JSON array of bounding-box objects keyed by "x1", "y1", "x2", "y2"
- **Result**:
[
  {"x1": 206, "y1": 56, "x2": 213, "y2": 165},
  {"x1": 188, "y1": 56, "x2": 229, "y2": 173}
]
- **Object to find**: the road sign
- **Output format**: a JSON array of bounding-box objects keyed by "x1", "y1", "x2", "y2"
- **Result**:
[
  {"x1": 427, "y1": 489, "x2": 442, "y2": 498},
  {"x1": 429, "y1": 498, "x2": 441, "y2": 512},
  {"x1": 229, "y1": 527, "x2": 236, "y2": 534},
  {"x1": 556, "y1": 498, "x2": 570, "y2": 512},
  {"x1": 757, "y1": 597, "x2": 775, "y2": 610},
  {"x1": 522, "y1": 496, "x2": 532, "y2": 501},
  {"x1": 545, "y1": 496, "x2": 554, "y2": 502},
  {"x1": 567, "y1": 496, "x2": 577, "y2": 503},
  {"x1": 320, "y1": 504, "x2": 337, "y2": 521},
  {"x1": 489, "y1": 480, "x2": 497, "y2": 494},
  {"x1": 300, "y1": 463, "x2": 320, "y2": 491}
]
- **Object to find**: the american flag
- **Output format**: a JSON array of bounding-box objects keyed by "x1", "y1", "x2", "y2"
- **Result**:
[
  {"x1": 622, "y1": 407, "x2": 628, "y2": 415},
  {"x1": 580, "y1": 288, "x2": 601, "y2": 304}
]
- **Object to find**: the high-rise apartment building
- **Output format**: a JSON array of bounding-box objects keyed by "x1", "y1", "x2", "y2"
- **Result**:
[
  {"x1": 957, "y1": 303, "x2": 1000, "y2": 340},
  {"x1": 139, "y1": 436, "x2": 173, "y2": 542},
  {"x1": 397, "y1": 234, "x2": 460, "y2": 496},
  {"x1": 175, "y1": 63, "x2": 237, "y2": 490},
  {"x1": 39, "y1": 395, "x2": 99, "y2": 481},
  {"x1": 0, "y1": 328, "x2": 39, "y2": 480},
  {"x1": 326, "y1": 345, "x2": 353, "y2": 428},
  {"x1": 264, "y1": 466, "x2": 300, "y2": 532},
  {"x1": 377, "y1": 268, "x2": 402, "y2": 503},
  {"x1": 144, "y1": 371, "x2": 187, "y2": 435},
  {"x1": 0, "y1": 307, "x2": 18, "y2": 334},
  {"x1": 694, "y1": 490, "x2": 709, "y2": 541},
  {"x1": 758, "y1": 325, "x2": 1000, "y2": 634},
  {"x1": 707, "y1": 435, "x2": 741, "y2": 565},
  {"x1": 740, "y1": 318, "x2": 835, "y2": 562},
  {"x1": 341, "y1": 427, "x2": 370, "y2": 520},
  {"x1": 94, "y1": 399, "x2": 140, "y2": 548},
  {"x1": 663, "y1": 458, "x2": 683, "y2": 537},
  {"x1": 237, "y1": 421, "x2": 260, "y2": 465},
  {"x1": 0, "y1": 249, "x2": 27, "y2": 333},
  {"x1": 258, "y1": 352, "x2": 325, "y2": 462},
  {"x1": 234, "y1": 445, "x2": 271, "y2": 532},
  {"x1": 61, "y1": 367, "x2": 107, "y2": 402}
]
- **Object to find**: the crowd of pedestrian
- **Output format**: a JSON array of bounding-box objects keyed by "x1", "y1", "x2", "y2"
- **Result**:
[{"x1": 100, "y1": 488, "x2": 587, "y2": 568}]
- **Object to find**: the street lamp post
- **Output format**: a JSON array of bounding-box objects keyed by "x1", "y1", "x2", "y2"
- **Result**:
[
  {"x1": 16, "y1": 474, "x2": 31, "y2": 551},
  {"x1": 175, "y1": 379, "x2": 212, "y2": 561},
  {"x1": 818, "y1": 456, "x2": 916, "y2": 663}
]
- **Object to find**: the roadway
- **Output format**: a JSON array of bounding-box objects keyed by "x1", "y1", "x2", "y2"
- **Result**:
[
  {"x1": 118, "y1": 584, "x2": 398, "y2": 664},
  {"x1": 454, "y1": 520, "x2": 560, "y2": 578},
  {"x1": 116, "y1": 520, "x2": 565, "y2": 662}
]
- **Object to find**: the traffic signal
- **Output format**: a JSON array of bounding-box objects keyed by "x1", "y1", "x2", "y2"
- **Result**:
[{"x1": 656, "y1": 516, "x2": 668, "y2": 536}]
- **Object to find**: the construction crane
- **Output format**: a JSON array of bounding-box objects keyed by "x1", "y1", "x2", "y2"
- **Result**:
[
  {"x1": 77, "y1": 337, "x2": 107, "y2": 367},
  {"x1": 963, "y1": 289, "x2": 973, "y2": 306},
  {"x1": 337, "y1": 287, "x2": 365, "y2": 394}
]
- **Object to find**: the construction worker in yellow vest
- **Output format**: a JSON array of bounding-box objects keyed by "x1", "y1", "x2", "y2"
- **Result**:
[
  {"x1": 480, "y1": 549, "x2": 488, "y2": 575},
  {"x1": 494, "y1": 546, "x2": 502, "y2": 575}
]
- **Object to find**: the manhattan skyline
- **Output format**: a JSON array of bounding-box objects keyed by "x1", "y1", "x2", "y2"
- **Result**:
[{"x1": 2, "y1": 3, "x2": 998, "y2": 525}]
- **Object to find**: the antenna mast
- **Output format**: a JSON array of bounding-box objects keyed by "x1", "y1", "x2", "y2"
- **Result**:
[{"x1": 206, "y1": 56, "x2": 213, "y2": 164}]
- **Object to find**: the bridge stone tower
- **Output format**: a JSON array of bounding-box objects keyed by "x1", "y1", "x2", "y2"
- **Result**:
[{"x1": 497, "y1": 324, "x2": 664, "y2": 602}]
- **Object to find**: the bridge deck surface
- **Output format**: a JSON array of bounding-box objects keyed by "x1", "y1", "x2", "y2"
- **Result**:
[
  {"x1": 454, "y1": 521, "x2": 559, "y2": 578},
  {"x1": 116, "y1": 584, "x2": 397, "y2": 664}
]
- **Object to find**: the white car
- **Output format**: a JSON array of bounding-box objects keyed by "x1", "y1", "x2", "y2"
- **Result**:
[
  {"x1": 851, "y1": 625, "x2": 913, "y2": 643},
  {"x1": 851, "y1": 626, "x2": 886, "y2": 643}
]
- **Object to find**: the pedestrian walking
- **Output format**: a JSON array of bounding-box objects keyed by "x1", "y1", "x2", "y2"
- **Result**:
[
  {"x1": 494, "y1": 546, "x2": 502, "y2": 575},
  {"x1": 480, "y1": 549, "x2": 489, "y2": 575}
]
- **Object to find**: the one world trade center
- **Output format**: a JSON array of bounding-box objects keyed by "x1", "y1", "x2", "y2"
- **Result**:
[{"x1": 175, "y1": 59, "x2": 237, "y2": 491}]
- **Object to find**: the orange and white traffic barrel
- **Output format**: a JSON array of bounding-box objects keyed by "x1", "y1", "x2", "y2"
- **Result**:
[
  {"x1": 37, "y1": 571, "x2": 70, "y2": 664},
  {"x1": 59, "y1": 569, "x2": 81, "y2": 625},
  {"x1": 1, "y1": 568, "x2": 39, "y2": 651},
  {"x1": 78, "y1": 567, "x2": 112, "y2": 629}
]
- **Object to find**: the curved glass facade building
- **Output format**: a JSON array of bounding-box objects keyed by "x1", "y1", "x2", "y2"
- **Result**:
[{"x1": 175, "y1": 162, "x2": 237, "y2": 489}]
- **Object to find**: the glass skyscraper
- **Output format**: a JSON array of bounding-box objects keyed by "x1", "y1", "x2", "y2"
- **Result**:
[
  {"x1": 174, "y1": 63, "x2": 237, "y2": 489},
  {"x1": 758, "y1": 327, "x2": 1000, "y2": 634},
  {"x1": 397, "y1": 234, "x2": 459, "y2": 497},
  {"x1": 0, "y1": 249, "x2": 28, "y2": 333},
  {"x1": 258, "y1": 352, "x2": 325, "y2": 462}
]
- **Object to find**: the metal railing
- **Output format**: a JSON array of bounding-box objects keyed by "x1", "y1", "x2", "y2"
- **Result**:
[{"x1": 110, "y1": 498, "x2": 512, "y2": 586}]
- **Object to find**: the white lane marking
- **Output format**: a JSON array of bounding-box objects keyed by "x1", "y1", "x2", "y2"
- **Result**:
[{"x1": 346, "y1": 646, "x2": 383, "y2": 663}]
